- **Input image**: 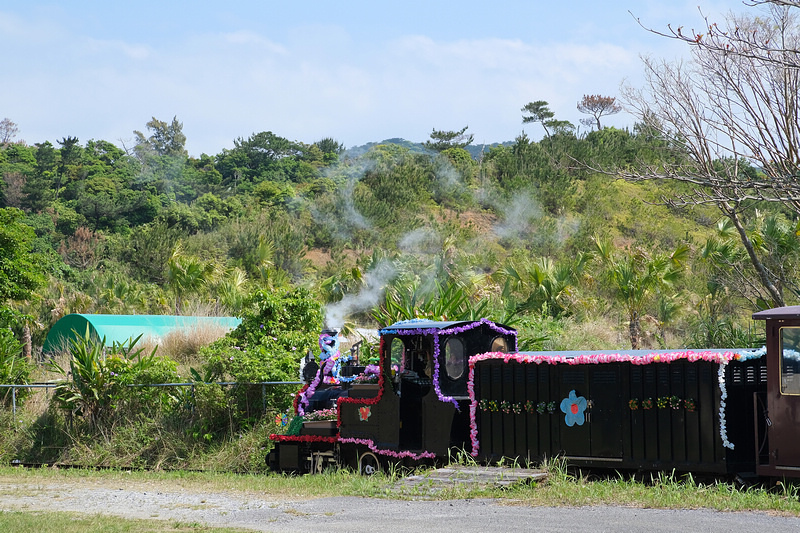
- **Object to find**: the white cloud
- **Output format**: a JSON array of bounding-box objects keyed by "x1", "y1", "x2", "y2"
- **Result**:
[
  {"x1": 84, "y1": 37, "x2": 152, "y2": 60},
  {"x1": 2, "y1": 1, "x2": 748, "y2": 155}
]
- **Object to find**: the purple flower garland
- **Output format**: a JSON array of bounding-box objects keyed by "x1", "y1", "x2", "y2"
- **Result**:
[
  {"x1": 297, "y1": 332, "x2": 341, "y2": 415},
  {"x1": 384, "y1": 319, "x2": 518, "y2": 410}
]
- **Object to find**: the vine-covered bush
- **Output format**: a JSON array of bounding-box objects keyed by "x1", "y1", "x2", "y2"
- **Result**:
[{"x1": 197, "y1": 287, "x2": 322, "y2": 432}]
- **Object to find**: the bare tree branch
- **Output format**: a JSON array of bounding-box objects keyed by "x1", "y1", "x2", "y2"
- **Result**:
[{"x1": 615, "y1": 6, "x2": 800, "y2": 307}]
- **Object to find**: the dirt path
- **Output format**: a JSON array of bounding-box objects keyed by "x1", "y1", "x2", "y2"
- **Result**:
[{"x1": 3, "y1": 474, "x2": 800, "y2": 532}]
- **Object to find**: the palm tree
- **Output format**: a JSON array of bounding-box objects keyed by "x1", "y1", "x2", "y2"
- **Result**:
[
  {"x1": 494, "y1": 253, "x2": 590, "y2": 318},
  {"x1": 372, "y1": 278, "x2": 488, "y2": 327},
  {"x1": 593, "y1": 236, "x2": 688, "y2": 349},
  {"x1": 167, "y1": 244, "x2": 220, "y2": 314},
  {"x1": 701, "y1": 213, "x2": 800, "y2": 309},
  {"x1": 214, "y1": 267, "x2": 249, "y2": 314}
]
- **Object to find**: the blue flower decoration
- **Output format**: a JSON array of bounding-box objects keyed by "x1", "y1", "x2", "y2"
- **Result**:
[{"x1": 560, "y1": 390, "x2": 587, "y2": 427}]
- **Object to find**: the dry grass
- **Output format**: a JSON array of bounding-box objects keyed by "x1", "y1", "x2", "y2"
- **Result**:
[
  {"x1": 141, "y1": 323, "x2": 231, "y2": 367},
  {"x1": 547, "y1": 315, "x2": 687, "y2": 351},
  {"x1": 546, "y1": 316, "x2": 628, "y2": 350}
]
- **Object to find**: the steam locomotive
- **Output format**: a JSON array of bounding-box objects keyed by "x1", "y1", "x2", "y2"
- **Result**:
[{"x1": 268, "y1": 306, "x2": 800, "y2": 479}]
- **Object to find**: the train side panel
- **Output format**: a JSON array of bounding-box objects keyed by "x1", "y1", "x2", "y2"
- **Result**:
[{"x1": 472, "y1": 355, "x2": 765, "y2": 475}]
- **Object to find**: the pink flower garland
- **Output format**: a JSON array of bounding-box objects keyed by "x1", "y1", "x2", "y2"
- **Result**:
[
  {"x1": 338, "y1": 437, "x2": 437, "y2": 460},
  {"x1": 467, "y1": 348, "x2": 746, "y2": 457},
  {"x1": 269, "y1": 434, "x2": 436, "y2": 461},
  {"x1": 468, "y1": 349, "x2": 740, "y2": 368}
]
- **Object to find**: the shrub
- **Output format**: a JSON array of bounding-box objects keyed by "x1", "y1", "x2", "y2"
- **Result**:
[
  {"x1": 107, "y1": 349, "x2": 180, "y2": 414},
  {"x1": 197, "y1": 287, "x2": 323, "y2": 433},
  {"x1": 0, "y1": 329, "x2": 32, "y2": 406},
  {"x1": 49, "y1": 329, "x2": 180, "y2": 428}
]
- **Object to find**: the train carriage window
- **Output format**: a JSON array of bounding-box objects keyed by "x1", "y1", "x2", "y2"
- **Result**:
[
  {"x1": 490, "y1": 336, "x2": 509, "y2": 353},
  {"x1": 390, "y1": 337, "x2": 405, "y2": 372},
  {"x1": 780, "y1": 327, "x2": 800, "y2": 395},
  {"x1": 444, "y1": 337, "x2": 465, "y2": 380}
]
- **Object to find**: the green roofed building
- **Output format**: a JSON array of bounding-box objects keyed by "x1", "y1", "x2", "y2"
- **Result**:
[{"x1": 42, "y1": 314, "x2": 242, "y2": 355}]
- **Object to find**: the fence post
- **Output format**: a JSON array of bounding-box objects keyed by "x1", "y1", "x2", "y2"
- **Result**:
[{"x1": 12, "y1": 386, "x2": 16, "y2": 417}]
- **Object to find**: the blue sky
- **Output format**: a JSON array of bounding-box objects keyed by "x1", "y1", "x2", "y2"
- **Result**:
[{"x1": 2, "y1": 0, "x2": 750, "y2": 156}]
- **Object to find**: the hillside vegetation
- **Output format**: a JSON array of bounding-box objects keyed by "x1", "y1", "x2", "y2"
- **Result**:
[
  {"x1": 0, "y1": 119, "x2": 772, "y2": 351},
  {"x1": 0, "y1": 117, "x2": 782, "y2": 470}
]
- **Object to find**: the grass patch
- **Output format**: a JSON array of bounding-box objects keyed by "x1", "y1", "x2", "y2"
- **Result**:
[
  {"x1": 0, "y1": 464, "x2": 392, "y2": 500},
  {"x1": 0, "y1": 510, "x2": 247, "y2": 532},
  {"x1": 500, "y1": 460, "x2": 800, "y2": 515},
  {"x1": 2, "y1": 461, "x2": 800, "y2": 515}
]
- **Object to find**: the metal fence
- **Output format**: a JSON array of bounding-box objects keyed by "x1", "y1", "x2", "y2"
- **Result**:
[{"x1": 0, "y1": 381, "x2": 303, "y2": 417}]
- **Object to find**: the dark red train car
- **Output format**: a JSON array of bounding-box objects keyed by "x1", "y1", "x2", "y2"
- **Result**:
[{"x1": 752, "y1": 306, "x2": 800, "y2": 478}]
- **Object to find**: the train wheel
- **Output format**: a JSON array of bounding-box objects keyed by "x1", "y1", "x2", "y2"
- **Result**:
[
  {"x1": 357, "y1": 451, "x2": 381, "y2": 476},
  {"x1": 312, "y1": 452, "x2": 325, "y2": 474}
]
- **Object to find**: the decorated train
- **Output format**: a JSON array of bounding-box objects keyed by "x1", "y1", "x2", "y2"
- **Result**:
[{"x1": 268, "y1": 306, "x2": 800, "y2": 479}]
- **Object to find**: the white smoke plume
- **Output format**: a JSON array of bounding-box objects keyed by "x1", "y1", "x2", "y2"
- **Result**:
[
  {"x1": 399, "y1": 226, "x2": 439, "y2": 254},
  {"x1": 324, "y1": 259, "x2": 397, "y2": 329},
  {"x1": 309, "y1": 158, "x2": 375, "y2": 241},
  {"x1": 492, "y1": 190, "x2": 543, "y2": 240}
]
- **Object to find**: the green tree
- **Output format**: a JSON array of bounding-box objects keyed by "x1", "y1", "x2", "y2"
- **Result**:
[
  {"x1": 118, "y1": 220, "x2": 182, "y2": 284},
  {"x1": 0, "y1": 208, "x2": 47, "y2": 359},
  {"x1": 0, "y1": 208, "x2": 45, "y2": 302},
  {"x1": 216, "y1": 131, "x2": 306, "y2": 185},
  {"x1": 21, "y1": 141, "x2": 57, "y2": 211},
  {"x1": 132, "y1": 117, "x2": 188, "y2": 198},
  {"x1": 521, "y1": 101, "x2": 575, "y2": 137},
  {"x1": 424, "y1": 126, "x2": 474, "y2": 152},
  {"x1": 133, "y1": 116, "x2": 187, "y2": 158},
  {"x1": 312, "y1": 137, "x2": 345, "y2": 165},
  {"x1": 198, "y1": 287, "x2": 323, "y2": 427},
  {"x1": 57, "y1": 136, "x2": 83, "y2": 185}
]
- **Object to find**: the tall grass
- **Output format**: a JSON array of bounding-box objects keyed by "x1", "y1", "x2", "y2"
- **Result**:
[
  {"x1": 0, "y1": 510, "x2": 245, "y2": 533},
  {"x1": 504, "y1": 465, "x2": 800, "y2": 514},
  {"x1": 139, "y1": 323, "x2": 232, "y2": 373}
]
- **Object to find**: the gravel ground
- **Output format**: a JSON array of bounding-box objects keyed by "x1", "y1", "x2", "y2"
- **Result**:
[{"x1": 2, "y1": 475, "x2": 800, "y2": 532}]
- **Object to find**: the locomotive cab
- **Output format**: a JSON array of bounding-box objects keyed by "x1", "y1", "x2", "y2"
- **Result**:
[{"x1": 366, "y1": 319, "x2": 517, "y2": 455}]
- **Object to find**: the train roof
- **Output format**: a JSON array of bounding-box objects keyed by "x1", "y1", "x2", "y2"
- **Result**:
[
  {"x1": 379, "y1": 318, "x2": 514, "y2": 334},
  {"x1": 752, "y1": 305, "x2": 800, "y2": 321}
]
